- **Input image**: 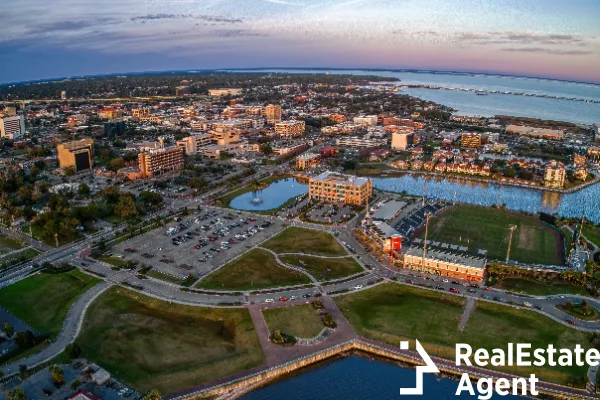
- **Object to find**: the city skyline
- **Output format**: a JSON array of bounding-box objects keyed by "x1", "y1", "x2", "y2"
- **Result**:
[{"x1": 1, "y1": 0, "x2": 600, "y2": 83}]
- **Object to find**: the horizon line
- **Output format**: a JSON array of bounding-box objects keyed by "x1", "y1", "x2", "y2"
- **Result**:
[{"x1": 1, "y1": 66, "x2": 600, "y2": 88}]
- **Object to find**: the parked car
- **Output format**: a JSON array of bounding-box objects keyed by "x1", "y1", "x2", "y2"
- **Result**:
[
  {"x1": 449, "y1": 288, "x2": 460, "y2": 293},
  {"x1": 265, "y1": 299, "x2": 274, "y2": 303},
  {"x1": 405, "y1": 279, "x2": 413, "y2": 284},
  {"x1": 279, "y1": 297, "x2": 289, "y2": 302}
]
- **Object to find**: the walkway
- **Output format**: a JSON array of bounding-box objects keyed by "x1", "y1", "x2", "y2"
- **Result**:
[
  {"x1": 257, "y1": 247, "x2": 319, "y2": 284},
  {"x1": 458, "y1": 297, "x2": 476, "y2": 331},
  {"x1": 0, "y1": 281, "x2": 111, "y2": 376}
]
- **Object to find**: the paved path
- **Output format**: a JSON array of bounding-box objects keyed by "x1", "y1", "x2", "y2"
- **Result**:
[
  {"x1": 458, "y1": 297, "x2": 476, "y2": 331},
  {"x1": 257, "y1": 247, "x2": 319, "y2": 284},
  {"x1": 0, "y1": 281, "x2": 111, "y2": 376}
]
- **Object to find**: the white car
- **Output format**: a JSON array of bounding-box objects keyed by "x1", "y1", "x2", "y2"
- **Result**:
[
  {"x1": 442, "y1": 279, "x2": 449, "y2": 283},
  {"x1": 264, "y1": 298, "x2": 274, "y2": 303},
  {"x1": 290, "y1": 296, "x2": 298, "y2": 300},
  {"x1": 353, "y1": 285, "x2": 363, "y2": 290}
]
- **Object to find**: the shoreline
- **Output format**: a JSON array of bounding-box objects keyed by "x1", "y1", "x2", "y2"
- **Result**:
[
  {"x1": 363, "y1": 168, "x2": 600, "y2": 195},
  {"x1": 164, "y1": 338, "x2": 597, "y2": 400}
]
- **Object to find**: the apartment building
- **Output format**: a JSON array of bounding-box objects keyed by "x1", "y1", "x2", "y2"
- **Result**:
[
  {"x1": 403, "y1": 246, "x2": 486, "y2": 282},
  {"x1": 57, "y1": 139, "x2": 94, "y2": 172},
  {"x1": 264, "y1": 104, "x2": 282, "y2": 124},
  {"x1": 461, "y1": 133, "x2": 482, "y2": 149},
  {"x1": 391, "y1": 131, "x2": 414, "y2": 151},
  {"x1": 543, "y1": 160, "x2": 566, "y2": 188},
  {"x1": 308, "y1": 171, "x2": 372, "y2": 206},
  {"x1": 176, "y1": 133, "x2": 214, "y2": 155},
  {"x1": 336, "y1": 136, "x2": 385, "y2": 148},
  {"x1": 588, "y1": 146, "x2": 600, "y2": 163},
  {"x1": 138, "y1": 146, "x2": 184, "y2": 178},
  {"x1": 131, "y1": 108, "x2": 150, "y2": 119},
  {"x1": 506, "y1": 125, "x2": 564, "y2": 140},
  {"x1": 353, "y1": 115, "x2": 378, "y2": 126},
  {"x1": 208, "y1": 88, "x2": 243, "y2": 96},
  {"x1": 0, "y1": 114, "x2": 25, "y2": 139},
  {"x1": 275, "y1": 120, "x2": 306, "y2": 137},
  {"x1": 296, "y1": 153, "x2": 320, "y2": 170},
  {"x1": 98, "y1": 108, "x2": 122, "y2": 119}
]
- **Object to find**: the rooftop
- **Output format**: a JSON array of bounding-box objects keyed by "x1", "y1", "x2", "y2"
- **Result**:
[
  {"x1": 404, "y1": 246, "x2": 487, "y2": 270},
  {"x1": 312, "y1": 170, "x2": 370, "y2": 186},
  {"x1": 372, "y1": 200, "x2": 407, "y2": 221}
]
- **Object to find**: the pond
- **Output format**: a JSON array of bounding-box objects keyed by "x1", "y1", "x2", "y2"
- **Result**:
[{"x1": 229, "y1": 178, "x2": 308, "y2": 211}]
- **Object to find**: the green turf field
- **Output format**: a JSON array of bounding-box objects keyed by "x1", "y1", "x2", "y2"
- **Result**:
[{"x1": 419, "y1": 205, "x2": 562, "y2": 265}]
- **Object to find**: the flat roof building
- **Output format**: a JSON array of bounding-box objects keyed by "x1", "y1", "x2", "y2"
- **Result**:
[
  {"x1": 57, "y1": 138, "x2": 94, "y2": 172},
  {"x1": 176, "y1": 133, "x2": 213, "y2": 155},
  {"x1": 309, "y1": 171, "x2": 372, "y2": 206},
  {"x1": 461, "y1": 133, "x2": 482, "y2": 149},
  {"x1": 0, "y1": 114, "x2": 25, "y2": 139},
  {"x1": 264, "y1": 104, "x2": 282, "y2": 124},
  {"x1": 391, "y1": 131, "x2": 414, "y2": 151},
  {"x1": 403, "y1": 246, "x2": 486, "y2": 282},
  {"x1": 138, "y1": 146, "x2": 184, "y2": 178},
  {"x1": 275, "y1": 120, "x2": 305, "y2": 137},
  {"x1": 209, "y1": 88, "x2": 243, "y2": 96},
  {"x1": 296, "y1": 152, "x2": 320, "y2": 171}
]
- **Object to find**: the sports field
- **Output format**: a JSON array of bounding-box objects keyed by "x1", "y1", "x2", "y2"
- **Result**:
[
  {"x1": 418, "y1": 205, "x2": 562, "y2": 265},
  {"x1": 77, "y1": 287, "x2": 265, "y2": 393}
]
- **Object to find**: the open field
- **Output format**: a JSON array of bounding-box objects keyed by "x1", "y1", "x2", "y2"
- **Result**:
[
  {"x1": 0, "y1": 248, "x2": 42, "y2": 270},
  {"x1": 77, "y1": 287, "x2": 265, "y2": 393},
  {"x1": 560, "y1": 227, "x2": 574, "y2": 255},
  {"x1": 0, "y1": 234, "x2": 24, "y2": 251},
  {"x1": 497, "y1": 277, "x2": 588, "y2": 296},
  {"x1": 0, "y1": 268, "x2": 101, "y2": 337},
  {"x1": 263, "y1": 227, "x2": 347, "y2": 257},
  {"x1": 582, "y1": 224, "x2": 600, "y2": 248},
  {"x1": 419, "y1": 205, "x2": 562, "y2": 265},
  {"x1": 335, "y1": 283, "x2": 590, "y2": 387},
  {"x1": 279, "y1": 254, "x2": 363, "y2": 281},
  {"x1": 262, "y1": 304, "x2": 324, "y2": 338},
  {"x1": 195, "y1": 249, "x2": 311, "y2": 291}
]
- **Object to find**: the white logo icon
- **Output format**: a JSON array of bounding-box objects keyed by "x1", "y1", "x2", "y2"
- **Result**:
[{"x1": 399, "y1": 339, "x2": 440, "y2": 395}]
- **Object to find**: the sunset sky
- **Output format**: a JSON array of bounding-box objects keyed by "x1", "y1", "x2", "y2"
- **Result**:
[{"x1": 1, "y1": 0, "x2": 599, "y2": 83}]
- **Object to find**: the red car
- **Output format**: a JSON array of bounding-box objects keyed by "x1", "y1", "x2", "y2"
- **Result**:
[
  {"x1": 279, "y1": 297, "x2": 289, "y2": 302},
  {"x1": 483, "y1": 287, "x2": 491, "y2": 291},
  {"x1": 449, "y1": 288, "x2": 460, "y2": 294},
  {"x1": 567, "y1": 320, "x2": 575, "y2": 326},
  {"x1": 209, "y1": 237, "x2": 215, "y2": 242},
  {"x1": 193, "y1": 245, "x2": 200, "y2": 250},
  {"x1": 405, "y1": 279, "x2": 413, "y2": 284},
  {"x1": 249, "y1": 218, "x2": 257, "y2": 222}
]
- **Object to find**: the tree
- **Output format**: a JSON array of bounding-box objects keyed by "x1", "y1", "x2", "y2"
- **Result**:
[
  {"x1": 142, "y1": 390, "x2": 161, "y2": 400},
  {"x1": 108, "y1": 158, "x2": 125, "y2": 172},
  {"x1": 259, "y1": 143, "x2": 273, "y2": 155},
  {"x1": 4, "y1": 322, "x2": 14, "y2": 338},
  {"x1": 49, "y1": 365, "x2": 65, "y2": 385},
  {"x1": 63, "y1": 166, "x2": 76, "y2": 176},
  {"x1": 6, "y1": 387, "x2": 25, "y2": 400},
  {"x1": 78, "y1": 183, "x2": 90, "y2": 196},
  {"x1": 115, "y1": 195, "x2": 138, "y2": 219},
  {"x1": 66, "y1": 342, "x2": 82, "y2": 360},
  {"x1": 18, "y1": 364, "x2": 28, "y2": 380}
]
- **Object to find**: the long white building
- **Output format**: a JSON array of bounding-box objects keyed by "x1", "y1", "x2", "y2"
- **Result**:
[{"x1": 0, "y1": 115, "x2": 25, "y2": 139}]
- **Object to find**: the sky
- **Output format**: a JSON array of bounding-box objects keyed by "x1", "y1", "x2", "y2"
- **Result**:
[{"x1": 1, "y1": 0, "x2": 599, "y2": 83}]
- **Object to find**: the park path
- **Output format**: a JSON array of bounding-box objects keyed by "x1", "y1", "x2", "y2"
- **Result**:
[
  {"x1": 257, "y1": 247, "x2": 319, "y2": 284},
  {"x1": 0, "y1": 281, "x2": 111, "y2": 377},
  {"x1": 458, "y1": 297, "x2": 476, "y2": 331},
  {"x1": 247, "y1": 295, "x2": 357, "y2": 366}
]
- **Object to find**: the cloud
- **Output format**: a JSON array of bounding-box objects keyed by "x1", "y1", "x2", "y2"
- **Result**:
[
  {"x1": 501, "y1": 47, "x2": 593, "y2": 55},
  {"x1": 131, "y1": 14, "x2": 243, "y2": 24}
]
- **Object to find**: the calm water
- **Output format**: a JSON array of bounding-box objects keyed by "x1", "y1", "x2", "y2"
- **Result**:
[
  {"x1": 229, "y1": 178, "x2": 308, "y2": 211},
  {"x1": 373, "y1": 175, "x2": 600, "y2": 223},
  {"x1": 243, "y1": 356, "x2": 522, "y2": 400},
  {"x1": 224, "y1": 69, "x2": 600, "y2": 124}
]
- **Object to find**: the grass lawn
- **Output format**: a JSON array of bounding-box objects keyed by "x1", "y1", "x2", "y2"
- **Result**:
[
  {"x1": 419, "y1": 205, "x2": 562, "y2": 265},
  {"x1": 0, "y1": 234, "x2": 24, "y2": 250},
  {"x1": 195, "y1": 249, "x2": 311, "y2": 291},
  {"x1": 560, "y1": 227, "x2": 573, "y2": 255},
  {"x1": 336, "y1": 283, "x2": 590, "y2": 387},
  {"x1": 262, "y1": 227, "x2": 348, "y2": 257},
  {"x1": 0, "y1": 268, "x2": 101, "y2": 337},
  {"x1": 146, "y1": 270, "x2": 185, "y2": 285},
  {"x1": 497, "y1": 277, "x2": 588, "y2": 296},
  {"x1": 279, "y1": 254, "x2": 363, "y2": 281},
  {"x1": 77, "y1": 287, "x2": 265, "y2": 394},
  {"x1": 0, "y1": 248, "x2": 41, "y2": 270},
  {"x1": 97, "y1": 256, "x2": 129, "y2": 268},
  {"x1": 582, "y1": 224, "x2": 600, "y2": 248},
  {"x1": 262, "y1": 304, "x2": 324, "y2": 338},
  {"x1": 556, "y1": 303, "x2": 599, "y2": 321}
]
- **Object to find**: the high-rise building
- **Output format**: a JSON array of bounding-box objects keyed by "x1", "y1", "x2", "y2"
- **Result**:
[
  {"x1": 57, "y1": 139, "x2": 94, "y2": 172},
  {"x1": 60, "y1": 91, "x2": 67, "y2": 100},
  {"x1": 391, "y1": 131, "x2": 414, "y2": 151},
  {"x1": 264, "y1": 104, "x2": 282, "y2": 124},
  {"x1": 176, "y1": 133, "x2": 214, "y2": 155},
  {"x1": 275, "y1": 120, "x2": 306, "y2": 137},
  {"x1": 104, "y1": 120, "x2": 126, "y2": 139},
  {"x1": 543, "y1": 160, "x2": 566, "y2": 189},
  {"x1": 138, "y1": 146, "x2": 184, "y2": 178},
  {"x1": 308, "y1": 171, "x2": 372, "y2": 205},
  {"x1": 0, "y1": 114, "x2": 25, "y2": 139},
  {"x1": 594, "y1": 123, "x2": 600, "y2": 142},
  {"x1": 461, "y1": 133, "x2": 482, "y2": 149}
]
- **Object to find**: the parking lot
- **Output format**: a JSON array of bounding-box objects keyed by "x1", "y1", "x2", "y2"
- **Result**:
[
  {"x1": 305, "y1": 203, "x2": 357, "y2": 224},
  {"x1": 111, "y1": 209, "x2": 284, "y2": 279}
]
